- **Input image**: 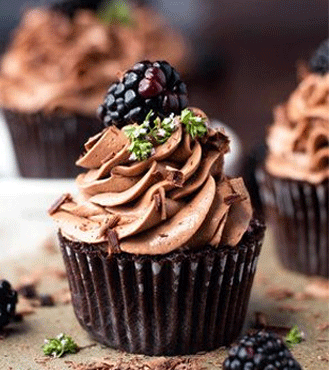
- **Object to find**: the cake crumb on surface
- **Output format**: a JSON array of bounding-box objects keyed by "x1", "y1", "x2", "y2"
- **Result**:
[{"x1": 65, "y1": 357, "x2": 204, "y2": 370}]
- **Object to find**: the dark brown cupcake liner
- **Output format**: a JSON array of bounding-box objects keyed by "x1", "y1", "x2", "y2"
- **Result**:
[
  {"x1": 59, "y1": 218, "x2": 265, "y2": 355},
  {"x1": 257, "y1": 167, "x2": 329, "y2": 277},
  {"x1": 3, "y1": 109, "x2": 103, "y2": 178}
]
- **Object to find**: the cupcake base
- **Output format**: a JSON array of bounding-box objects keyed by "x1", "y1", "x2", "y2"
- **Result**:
[
  {"x1": 257, "y1": 167, "x2": 329, "y2": 277},
  {"x1": 59, "y1": 218, "x2": 265, "y2": 356},
  {"x1": 3, "y1": 109, "x2": 103, "y2": 178}
]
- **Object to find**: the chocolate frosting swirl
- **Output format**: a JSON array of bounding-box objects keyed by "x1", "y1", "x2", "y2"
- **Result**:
[
  {"x1": 50, "y1": 111, "x2": 253, "y2": 255},
  {"x1": 266, "y1": 72, "x2": 329, "y2": 183},
  {"x1": 0, "y1": 7, "x2": 188, "y2": 115}
]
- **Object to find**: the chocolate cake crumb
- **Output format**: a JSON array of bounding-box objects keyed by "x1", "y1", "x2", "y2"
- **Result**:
[{"x1": 66, "y1": 357, "x2": 204, "y2": 370}]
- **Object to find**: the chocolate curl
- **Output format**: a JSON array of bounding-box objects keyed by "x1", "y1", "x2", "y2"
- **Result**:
[
  {"x1": 165, "y1": 166, "x2": 185, "y2": 187},
  {"x1": 224, "y1": 194, "x2": 241, "y2": 206},
  {"x1": 107, "y1": 229, "x2": 120, "y2": 254},
  {"x1": 153, "y1": 187, "x2": 167, "y2": 221},
  {"x1": 207, "y1": 127, "x2": 230, "y2": 155},
  {"x1": 48, "y1": 193, "x2": 72, "y2": 215},
  {"x1": 229, "y1": 177, "x2": 249, "y2": 203}
]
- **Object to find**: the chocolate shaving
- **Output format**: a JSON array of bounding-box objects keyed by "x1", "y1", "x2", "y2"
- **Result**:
[
  {"x1": 266, "y1": 286, "x2": 294, "y2": 301},
  {"x1": 254, "y1": 311, "x2": 268, "y2": 328},
  {"x1": 53, "y1": 287, "x2": 71, "y2": 304},
  {"x1": 154, "y1": 193, "x2": 162, "y2": 211},
  {"x1": 66, "y1": 357, "x2": 204, "y2": 370},
  {"x1": 100, "y1": 215, "x2": 120, "y2": 235},
  {"x1": 224, "y1": 194, "x2": 241, "y2": 205},
  {"x1": 107, "y1": 229, "x2": 120, "y2": 254},
  {"x1": 34, "y1": 357, "x2": 52, "y2": 365},
  {"x1": 277, "y1": 304, "x2": 308, "y2": 312},
  {"x1": 317, "y1": 322, "x2": 329, "y2": 331},
  {"x1": 42, "y1": 236, "x2": 58, "y2": 254},
  {"x1": 166, "y1": 167, "x2": 184, "y2": 187},
  {"x1": 294, "y1": 292, "x2": 314, "y2": 301},
  {"x1": 17, "y1": 284, "x2": 38, "y2": 299},
  {"x1": 305, "y1": 279, "x2": 329, "y2": 299},
  {"x1": 254, "y1": 312, "x2": 291, "y2": 336},
  {"x1": 48, "y1": 193, "x2": 72, "y2": 215}
]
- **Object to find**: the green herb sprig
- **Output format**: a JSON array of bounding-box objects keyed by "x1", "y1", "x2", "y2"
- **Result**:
[
  {"x1": 98, "y1": 0, "x2": 133, "y2": 26},
  {"x1": 42, "y1": 333, "x2": 78, "y2": 358},
  {"x1": 123, "y1": 109, "x2": 208, "y2": 161},
  {"x1": 180, "y1": 108, "x2": 208, "y2": 139},
  {"x1": 285, "y1": 325, "x2": 304, "y2": 348}
]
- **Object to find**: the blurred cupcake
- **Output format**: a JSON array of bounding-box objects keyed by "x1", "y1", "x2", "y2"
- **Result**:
[
  {"x1": 49, "y1": 60, "x2": 265, "y2": 355},
  {"x1": 0, "y1": 1, "x2": 189, "y2": 178},
  {"x1": 257, "y1": 40, "x2": 329, "y2": 277}
]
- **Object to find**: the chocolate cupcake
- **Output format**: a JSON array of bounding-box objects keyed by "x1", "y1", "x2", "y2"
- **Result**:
[
  {"x1": 0, "y1": 5, "x2": 188, "y2": 178},
  {"x1": 50, "y1": 61, "x2": 265, "y2": 355},
  {"x1": 257, "y1": 40, "x2": 329, "y2": 277}
]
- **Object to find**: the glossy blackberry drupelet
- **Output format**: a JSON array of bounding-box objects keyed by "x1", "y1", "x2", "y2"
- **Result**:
[
  {"x1": 0, "y1": 280, "x2": 18, "y2": 329},
  {"x1": 98, "y1": 61, "x2": 188, "y2": 128},
  {"x1": 223, "y1": 331, "x2": 302, "y2": 370},
  {"x1": 309, "y1": 39, "x2": 329, "y2": 75}
]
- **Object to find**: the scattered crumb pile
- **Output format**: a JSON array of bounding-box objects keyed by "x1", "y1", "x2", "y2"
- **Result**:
[{"x1": 65, "y1": 357, "x2": 204, "y2": 370}]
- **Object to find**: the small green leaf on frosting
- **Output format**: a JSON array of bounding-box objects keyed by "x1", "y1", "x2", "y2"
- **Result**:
[
  {"x1": 123, "y1": 109, "x2": 207, "y2": 161},
  {"x1": 128, "y1": 140, "x2": 154, "y2": 161},
  {"x1": 180, "y1": 108, "x2": 207, "y2": 139},
  {"x1": 285, "y1": 326, "x2": 304, "y2": 348},
  {"x1": 152, "y1": 113, "x2": 177, "y2": 144},
  {"x1": 98, "y1": 0, "x2": 133, "y2": 26},
  {"x1": 42, "y1": 333, "x2": 78, "y2": 358}
]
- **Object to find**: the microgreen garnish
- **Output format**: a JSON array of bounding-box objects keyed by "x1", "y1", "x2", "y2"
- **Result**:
[
  {"x1": 285, "y1": 326, "x2": 304, "y2": 348},
  {"x1": 128, "y1": 140, "x2": 154, "y2": 161},
  {"x1": 123, "y1": 111, "x2": 177, "y2": 161},
  {"x1": 98, "y1": 0, "x2": 133, "y2": 26},
  {"x1": 123, "y1": 109, "x2": 208, "y2": 161},
  {"x1": 42, "y1": 333, "x2": 78, "y2": 358},
  {"x1": 180, "y1": 108, "x2": 207, "y2": 139}
]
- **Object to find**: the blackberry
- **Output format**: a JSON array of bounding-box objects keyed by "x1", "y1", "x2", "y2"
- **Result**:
[
  {"x1": 223, "y1": 331, "x2": 302, "y2": 370},
  {"x1": 309, "y1": 39, "x2": 329, "y2": 75},
  {"x1": 0, "y1": 280, "x2": 18, "y2": 329},
  {"x1": 98, "y1": 60, "x2": 188, "y2": 128}
]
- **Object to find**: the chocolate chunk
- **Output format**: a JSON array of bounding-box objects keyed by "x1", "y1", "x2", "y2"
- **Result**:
[{"x1": 48, "y1": 193, "x2": 72, "y2": 215}]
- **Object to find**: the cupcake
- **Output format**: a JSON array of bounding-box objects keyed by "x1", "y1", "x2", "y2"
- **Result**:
[
  {"x1": 0, "y1": 3, "x2": 188, "y2": 178},
  {"x1": 257, "y1": 40, "x2": 329, "y2": 277},
  {"x1": 49, "y1": 60, "x2": 265, "y2": 355}
]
